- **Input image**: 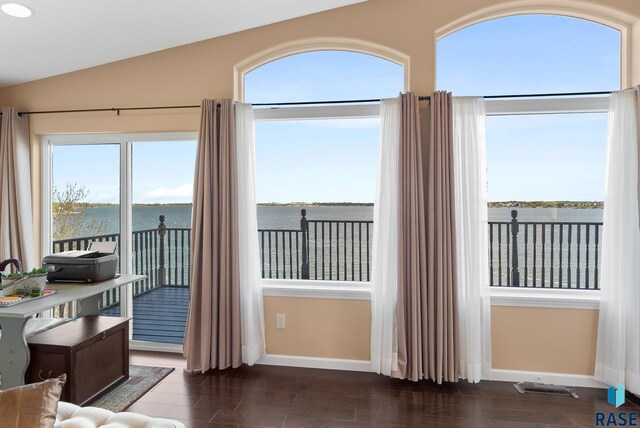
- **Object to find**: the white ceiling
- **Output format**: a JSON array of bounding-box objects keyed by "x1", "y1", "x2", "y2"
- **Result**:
[{"x1": 0, "y1": 0, "x2": 366, "y2": 88}]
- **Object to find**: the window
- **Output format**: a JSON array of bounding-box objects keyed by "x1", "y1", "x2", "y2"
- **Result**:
[
  {"x1": 44, "y1": 134, "x2": 197, "y2": 347},
  {"x1": 244, "y1": 50, "x2": 404, "y2": 284},
  {"x1": 437, "y1": 14, "x2": 621, "y2": 290}
]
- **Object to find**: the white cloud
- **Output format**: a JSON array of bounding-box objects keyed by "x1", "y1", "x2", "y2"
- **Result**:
[{"x1": 145, "y1": 183, "x2": 193, "y2": 199}]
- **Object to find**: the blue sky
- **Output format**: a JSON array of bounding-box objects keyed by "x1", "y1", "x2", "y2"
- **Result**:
[
  {"x1": 439, "y1": 14, "x2": 619, "y2": 201},
  {"x1": 246, "y1": 51, "x2": 404, "y2": 203},
  {"x1": 52, "y1": 14, "x2": 620, "y2": 204},
  {"x1": 52, "y1": 141, "x2": 197, "y2": 204}
]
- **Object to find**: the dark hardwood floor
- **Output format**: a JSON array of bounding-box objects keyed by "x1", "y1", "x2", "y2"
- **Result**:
[{"x1": 128, "y1": 351, "x2": 638, "y2": 427}]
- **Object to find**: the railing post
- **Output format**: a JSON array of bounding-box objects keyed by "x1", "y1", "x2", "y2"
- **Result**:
[
  {"x1": 510, "y1": 209, "x2": 520, "y2": 286},
  {"x1": 157, "y1": 215, "x2": 167, "y2": 286},
  {"x1": 300, "y1": 209, "x2": 309, "y2": 279}
]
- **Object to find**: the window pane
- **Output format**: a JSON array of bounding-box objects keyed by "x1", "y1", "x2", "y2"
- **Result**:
[
  {"x1": 487, "y1": 113, "x2": 607, "y2": 221},
  {"x1": 51, "y1": 144, "x2": 121, "y2": 316},
  {"x1": 130, "y1": 140, "x2": 197, "y2": 345},
  {"x1": 255, "y1": 119, "x2": 378, "y2": 282},
  {"x1": 256, "y1": 119, "x2": 379, "y2": 206},
  {"x1": 487, "y1": 113, "x2": 606, "y2": 289},
  {"x1": 52, "y1": 145, "x2": 120, "y2": 240},
  {"x1": 245, "y1": 50, "x2": 404, "y2": 103},
  {"x1": 437, "y1": 15, "x2": 620, "y2": 95}
]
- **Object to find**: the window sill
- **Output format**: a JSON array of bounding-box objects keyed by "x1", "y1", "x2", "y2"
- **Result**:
[
  {"x1": 489, "y1": 287, "x2": 600, "y2": 310},
  {"x1": 262, "y1": 279, "x2": 371, "y2": 300}
]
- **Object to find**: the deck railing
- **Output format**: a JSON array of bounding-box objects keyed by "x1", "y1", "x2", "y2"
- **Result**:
[
  {"x1": 489, "y1": 210, "x2": 603, "y2": 289},
  {"x1": 259, "y1": 209, "x2": 373, "y2": 282},
  {"x1": 51, "y1": 218, "x2": 191, "y2": 317},
  {"x1": 51, "y1": 208, "x2": 598, "y2": 315}
]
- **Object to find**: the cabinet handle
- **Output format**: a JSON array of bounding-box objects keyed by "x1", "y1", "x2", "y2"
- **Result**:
[
  {"x1": 102, "y1": 332, "x2": 107, "y2": 340},
  {"x1": 37, "y1": 369, "x2": 53, "y2": 381}
]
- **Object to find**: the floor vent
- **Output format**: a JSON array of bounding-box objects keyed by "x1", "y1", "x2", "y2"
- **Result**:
[{"x1": 514, "y1": 381, "x2": 579, "y2": 399}]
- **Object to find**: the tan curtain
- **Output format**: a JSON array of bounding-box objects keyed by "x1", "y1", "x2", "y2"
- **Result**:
[
  {"x1": 183, "y1": 99, "x2": 242, "y2": 372},
  {"x1": 0, "y1": 107, "x2": 34, "y2": 270},
  {"x1": 395, "y1": 92, "x2": 459, "y2": 383}
]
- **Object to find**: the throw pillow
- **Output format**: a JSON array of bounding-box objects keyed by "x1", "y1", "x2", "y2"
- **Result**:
[{"x1": 0, "y1": 374, "x2": 66, "y2": 428}]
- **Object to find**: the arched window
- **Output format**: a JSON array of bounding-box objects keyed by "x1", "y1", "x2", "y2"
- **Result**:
[
  {"x1": 437, "y1": 14, "x2": 620, "y2": 95},
  {"x1": 243, "y1": 49, "x2": 404, "y2": 283},
  {"x1": 437, "y1": 14, "x2": 621, "y2": 290}
]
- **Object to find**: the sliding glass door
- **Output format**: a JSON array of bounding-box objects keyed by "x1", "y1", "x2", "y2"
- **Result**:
[{"x1": 45, "y1": 134, "x2": 197, "y2": 348}]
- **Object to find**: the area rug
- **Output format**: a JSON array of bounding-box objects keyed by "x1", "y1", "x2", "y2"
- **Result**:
[{"x1": 89, "y1": 365, "x2": 174, "y2": 412}]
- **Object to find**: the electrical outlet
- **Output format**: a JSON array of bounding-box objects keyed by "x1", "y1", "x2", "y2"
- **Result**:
[{"x1": 276, "y1": 313, "x2": 286, "y2": 329}]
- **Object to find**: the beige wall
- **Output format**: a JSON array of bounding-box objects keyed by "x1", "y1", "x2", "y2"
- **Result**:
[
  {"x1": 264, "y1": 297, "x2": 600, "y2": 375},
  {"x1": 491, "y1": 306, "x2": 599, "y2": 375},
  {"x1": 264, "y1": 296, "x2": 371, "y2": 360},
  {"x1": 0, "y1": 0, "x2": 634, "y2": 374},
  {"x1": 0, "y1": 0, "x2": 638, "y2": 254}
]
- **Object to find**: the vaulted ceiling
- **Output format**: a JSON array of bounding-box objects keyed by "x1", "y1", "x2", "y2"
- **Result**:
[{"x1": 0, "y1": 0, "x2": 366, "y2": 87}]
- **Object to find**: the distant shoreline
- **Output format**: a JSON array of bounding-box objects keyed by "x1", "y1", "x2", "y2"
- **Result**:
[
  {"x1": 78, "y1": 201, "x2": 603, "y2": 209},
  {"x1": 257, "y1": 202, "x2": 374, "y2": 207},
  {"x1": 80, "y1": 202, "x2": 376, "y2": 207},
  {"x1": 488, "y1": 201, "x2": 603, "y2": 209}
]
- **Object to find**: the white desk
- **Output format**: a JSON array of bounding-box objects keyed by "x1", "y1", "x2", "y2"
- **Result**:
[{"x1": 0, "y1": 274, "x2": 144, "y2": 390}]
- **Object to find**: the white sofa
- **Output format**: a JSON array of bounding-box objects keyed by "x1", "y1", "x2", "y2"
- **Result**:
[{"x1": 55, "y1": 401, "x2": 185, "y2": 428}]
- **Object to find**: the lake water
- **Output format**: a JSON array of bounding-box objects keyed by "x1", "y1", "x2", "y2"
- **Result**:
[
  {"x1": 87, "y1": 205, "x2": 378, "y2": 234},
  {"x1": 84, "y1": 204, "x2": 604, "y2": 234},
  {"x1": 70, "y1": 205, "x2": 603, "y2": 286}
]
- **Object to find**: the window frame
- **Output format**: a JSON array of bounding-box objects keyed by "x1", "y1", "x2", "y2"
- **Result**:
[
  {"x1": 254, "y1": 104, "x2": 380, "y2": 297},
  {"x1": 240, "y1": 44, "x2": 407, "y2": 297},
  {"x1": 41, "y1": 132, "x2": 198, "y2": 352},
  {"x1": 484, "y1": 95, "x2": 609, "y2": 307}
]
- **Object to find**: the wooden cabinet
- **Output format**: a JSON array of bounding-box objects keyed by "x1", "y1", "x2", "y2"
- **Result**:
[{"x1": 26, "y1": 315, "x2": 130, "y2": 405}]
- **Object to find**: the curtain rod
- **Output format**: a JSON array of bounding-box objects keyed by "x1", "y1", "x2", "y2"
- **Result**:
[
  {"x1": 10, "y1": 104, "x2": 201, "y2": 117},
  {"x1": 252, "y1": 96, "x2": 431, "y2": 107},
  {"x1": 2, "y1": 96, "x2": 432, "y2": 117},
  {"x1": 483, "y1": 90, "x2": 612, "y2": 99},
  {"x1": 0, "y1": 91, "x2": 614, "y2": 117}
]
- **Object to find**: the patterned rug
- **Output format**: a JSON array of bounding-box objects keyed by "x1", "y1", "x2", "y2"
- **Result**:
[{"x1": 89, "y1": 365, "x2": 174, "y2": 412}]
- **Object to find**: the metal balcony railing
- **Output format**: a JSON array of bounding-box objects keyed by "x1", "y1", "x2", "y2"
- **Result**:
[
  {"x1": 50, "y1": 207, "x2": 600, "y2": 319},
  {"x1": 489, "y1": 209, "x2": 602, "y2": 289},
  {"x1": 259, "y1": 209, "x2": 373, "y2": 282}
]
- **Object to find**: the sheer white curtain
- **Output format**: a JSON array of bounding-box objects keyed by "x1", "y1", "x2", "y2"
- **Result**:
[
  {"x1": 595, "y1": 90, "x2": 640, "y2": 394},
  {"x1": 236, "y1": 103, "x2": 265, "y2": 365},
  {"x1": 452, "y1": 97, "x2": 489, "y2": 383},
  {"x1": 371, "y1": 98, "x2": 400, "y2": 375}
]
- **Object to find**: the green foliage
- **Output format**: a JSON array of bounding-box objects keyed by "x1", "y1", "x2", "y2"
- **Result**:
[
  {"x1": 52, "y1": 183, "x2": 109, "y2": 241},
  {"x1": 2, "y1": 267, "x2": 48, "y2": 278}
]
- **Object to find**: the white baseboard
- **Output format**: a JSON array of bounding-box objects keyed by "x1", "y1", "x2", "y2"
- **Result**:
[
  {"x1": 127, "y1": 346, "x2": 605, "y2": 389},
  {"x1": 257, "y1": 354, "x2": 372, "y2": 372},
  {"x1": 129, "y1": 340, "x2": 183, "y2": 354},
  {"x1": 486, "y1": 368, "x2": 608, "y2": 389}
]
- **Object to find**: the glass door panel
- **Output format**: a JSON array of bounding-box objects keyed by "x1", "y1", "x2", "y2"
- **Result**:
[
  {"x1": 50, "y1": 144, "x2": 121, "y2": 318},
  {"x1": 130, "y1": 140, "x2": 196, "y2": 344}
]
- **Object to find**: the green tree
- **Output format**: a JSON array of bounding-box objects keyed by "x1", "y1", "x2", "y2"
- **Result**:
[{"x1": 52, "y1": 183, "x2": 109, "y2": 241}]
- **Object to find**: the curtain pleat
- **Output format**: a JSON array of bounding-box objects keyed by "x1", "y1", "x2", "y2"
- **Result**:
[
  {"x1": 0, "y1": 107, "x2": 34, "y2": 270},
  {"x1": 452, "y1": 97, "x2": 488, "y2": 383},
  {"x1": 395, "y1": 92, "x2": 459, "y2": 383},
  {"x1": 235, "y1": 103, "x2": 265, "y2": 365},
  {"x1": 184, "y1": 99, "x2": 242, "y2": 372},
  {"x1": 371, "y1": 98, "x2": 400, "y2": 375},
  {"x1": 595, "y1": 89, "x2": 640, "y2": 394}
]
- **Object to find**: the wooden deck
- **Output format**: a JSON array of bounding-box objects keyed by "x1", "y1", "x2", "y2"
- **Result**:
[{"x1": 101, "y1": 286, "x2": 189, "y2": 344}]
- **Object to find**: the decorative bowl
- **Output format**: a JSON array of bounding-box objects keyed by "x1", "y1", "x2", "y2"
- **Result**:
[{"x1": 1, "y1": 273, "x2": 47, "y2": 297}]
